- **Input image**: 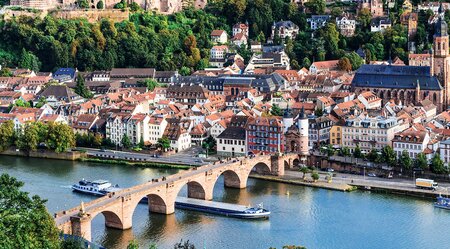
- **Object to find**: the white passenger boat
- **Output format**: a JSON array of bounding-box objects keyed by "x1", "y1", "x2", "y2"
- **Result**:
[{"x1": 72, "y1": 179, "x2": 121, "y2": 196}]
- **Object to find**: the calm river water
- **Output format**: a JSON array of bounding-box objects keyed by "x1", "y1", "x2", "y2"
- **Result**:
[{"x1": 1, "y1": 155, "x2": 450, "y2": 249}]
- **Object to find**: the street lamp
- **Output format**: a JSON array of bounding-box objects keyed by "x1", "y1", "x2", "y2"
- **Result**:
[
  {"x1": 363, "y1": 166, "x2": 366, "y2": 181},
  {"x1": 413, "y1": 171, "x2": 416, "y2": 183}
]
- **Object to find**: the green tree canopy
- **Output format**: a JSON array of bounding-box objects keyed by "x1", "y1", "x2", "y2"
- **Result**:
[
  {"x1": 19, "y1": 49, "x2": 41, "y2": 72},
  {"x1": 0, "y1": 174, "x2": 61, "y2": 249},
  {"x1": 270, "y1": 104, "x2": 283, "y2": 116},
  {"x1": 157, "y1": 136, "x2": 170, "y2": 150},
  {"x1": 96, "y1": 0, "x2": 104, "y2": 9},
  {"x1": 353, "y1": 145, "x2": 362, "y2": 158},
  {"x1": 305, "y1": 0, "x2": 326, "y2": 14},
  {"x1": 0, "y1": 120, "x2": 15, "y2": 151},
  {"x1": 75, "y1": 74, "x2": 93, "y2": 99},
  {"x1": 381, "y1": 145, "x2": 396, "y2": 167},
  {"x1": 431, "y1": 153, "x2": 447, "y2": 174},
  {"x1": 399, "y1": 150, "x2": 412, "y2": 170},
  {"x1": 414, "y1": 153, "x2": 428, "y2": 170},
  {"x1": 46, "y1": 122, "x2": 76, "y2": 153},
  {"x1": 121, "y1": 134, "x2": 132, "y2": 149}
]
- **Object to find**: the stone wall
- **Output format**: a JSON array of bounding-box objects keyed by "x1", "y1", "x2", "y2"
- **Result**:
[
  {"x1": 0, "y1": 149, "x2": 86, "y2": 160},
  {"x1": 2, "y1": 9, "x2": 47, "y2": 21},
  {"x1": 53, "y1": 9, "x2": 129, "y2": 23}
]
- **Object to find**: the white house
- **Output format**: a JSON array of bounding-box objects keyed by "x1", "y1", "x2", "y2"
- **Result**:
[
  {"x1": 307, "y1": 15, "x2": 331, "y2": 30},
  {"x1": 210, "y1": 30, "x2": 228, "y2": 44},
  {"x1": 357, "y1": 91, "x2": 382, "y2": 110},
  {"x1": 371, "y1": 17, "x2": 392, "y2": 32},
  {"x1": 392, "y1": 128, "x2": 430, "y2": 159},
  {"x1": 336, "y1": 15, "x2": 356, "y2": 37}
]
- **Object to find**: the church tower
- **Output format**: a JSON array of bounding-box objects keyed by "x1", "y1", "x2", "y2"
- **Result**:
[{"x1": 433, "y1": 2, "x2": 450, "y2": 109}]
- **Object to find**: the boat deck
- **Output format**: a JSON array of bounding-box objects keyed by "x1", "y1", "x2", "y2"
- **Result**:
[{"x1": 175, "y1": 197, "x2": 250, "y2": 212}]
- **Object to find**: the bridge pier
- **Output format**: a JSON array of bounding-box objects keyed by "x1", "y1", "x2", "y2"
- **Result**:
[
  {"x1": 70, "y1": 216, "x2": 92, "y2": 242},
  {"x1": 271, "y1": 155, "x2": 285, "y2": 176}
]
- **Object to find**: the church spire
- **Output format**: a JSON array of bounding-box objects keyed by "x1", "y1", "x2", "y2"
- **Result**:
[{"x1": 435, "y1": 2, "x2": 448, "y2": 37}]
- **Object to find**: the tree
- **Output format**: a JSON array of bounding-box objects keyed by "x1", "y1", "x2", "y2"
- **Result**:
[
  {"x1": 381, "y1": 145, "x2": 396, "y2": 167},
  {"x1": 321, "y1": 144, "x2": 334, "y2": 158},
  {"x1": 357, "y1": 8, "x2": 372, "y2": 30},
  {"x1": 311, "y1": 172, "x2": 320, "y2": 182},
  {"x1": 75, "y1": 74, "x2": 93, "y2": 99},
  {"x1": 338, "y1": 57, "x2": 352, "y2": 71},
  {"x1": 299, "y1": 167, "x2": 309, "y2": 179},
  {"x1": 180, "y1": 66, "x2": 191, "y2": 76},
  {"x1": 174, "y1": 239, "x2": 196, "y2": 249},
  {"x1": 121, "y1": 135, "x2": 132, "y2": 149},
  {"x1": 157, "y1": 137, "x2": 171, "y2": 151},
  {"x1": 0, "y1": 120, "x2": 15, "y2": 151},
  {"x1": 305, "y1": 0, "x2": 326, "y2": 14},
  {"x1": 35, "y1": 96, "x2": 47, "y2": 108},
  {"x1": 78, "y1": 0, "x2": 89, "y2": 8},
  {"x1": 340, "y1": 146, "x2": 351, "y2": 157},
  {"x1": 0, "y1": 67, "x2": 12, "y2": 77},
  {"x1": 353, "y1": 145, "x2": 362, "y2": 158},
  {"x1": 61, "y1": 238, "x2": 85, "y2": 249},
  {"x1": 367, "y1": 149, "x2": 380, "y2": 163},
  {"x1": 138, "y1": 136, "x2": 145, "y2": 149},
  {"x1": 46, "y1": 122, "x2": 76, "y2": 153},
  {"x1": 19, "y1": 49, "x2": 41, "y2": 72},
  {"x1": 138, "y1": 79, "x2": 159, "y2": 91},
  {"x1": 399, "y1": 150, "x2": 412, "y2": 171},
  {"x1": 96, "y1": 0, "x2": 104, "y2": 9},
  {"x1": 414, "y1": 153, "x2": 428, "y2": 170},
  {"x1": 317, "y1": 23, "x2": 340, "y2": 58},
  {"x1": 314, "y1": 108, "x2": 323, "y2": 117},
  {"x1": 431, "y1": 153, "x2": 447, "y2": 174},
  {"x1": 18, "y1": 123, "x2": 40, "y2": 151},
  {"x1": 13, "y1": 99, "x2": 31, "y2": 108},
  {"x1": 93, "y1": 133, "x2": 103, "y2": 148},
  {"x1": 0, "y1": 174, "x2": 60, "y2": 249},
  {"x1": 202, "y1": 136, "x2": 216, "y2": 153},
  {"x1": 270, "y1": 104, "x2": 283, "y2": 116},
  {"x1": 129, "y1": 2, "x2": 141, "y2": 11},
  {"x1": 343, "y1": 52, "x2": 364, "y2": 71},
  {"x1": 302, "y1": 57, "x2": 311, "y2": 68}
]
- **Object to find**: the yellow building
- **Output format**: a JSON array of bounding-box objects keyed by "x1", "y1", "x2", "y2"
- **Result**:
[{"x1": 330, "y1": 125, "x2": 342, "y2": 147}]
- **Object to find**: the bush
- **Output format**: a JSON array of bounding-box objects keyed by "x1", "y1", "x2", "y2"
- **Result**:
[{"x1": 311, "y1": 172, "x2": 320, "y2": 182}]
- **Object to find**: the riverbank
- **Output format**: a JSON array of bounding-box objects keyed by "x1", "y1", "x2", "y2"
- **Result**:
[
  {"x1": 349, "y1": 181, "x2": 450, "y2": 199},
  {"x1": 79, "y1": 157, "x2": 191, "y2": 169},
  {"x1": 249, "y1": 174, "x2": 356, "y2": 192},
  {"x1": 0, "y1": 149, "x2": 84, "y2": 160}
]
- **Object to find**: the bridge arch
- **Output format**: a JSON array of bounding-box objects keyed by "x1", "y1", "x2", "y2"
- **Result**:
[
  {"x1": 250, "y1": 162, "x2": 271, "y2": 175},
  {"x1": 175, "y1": 180, "x2": 210, "y2": 201},
  {"x1": 87, "y1": 209, "x2": 129, "y2": 235},
  {"x1": 212, "y1": 169, "x2": 244, "y2": 189},
  {"x1": 147, "y1": 194, "x2": 169, "y2": 214}
]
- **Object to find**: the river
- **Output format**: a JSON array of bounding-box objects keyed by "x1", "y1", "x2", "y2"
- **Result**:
[{"x1": 1, "y1": 155, "x2": 450, "y2": 249}]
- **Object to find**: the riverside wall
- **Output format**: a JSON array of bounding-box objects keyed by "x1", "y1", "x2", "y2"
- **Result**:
[{"x1": 0, "y1": 149, "x2": 85, "y2": 161}]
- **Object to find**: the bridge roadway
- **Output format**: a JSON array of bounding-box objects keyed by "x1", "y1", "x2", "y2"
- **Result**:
[{"x1": 54, "y1": 153, "x2": 300, "y2": 240}]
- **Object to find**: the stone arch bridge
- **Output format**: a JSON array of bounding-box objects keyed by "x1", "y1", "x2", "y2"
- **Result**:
[{"x1": 54, "y1": 153, "x2": 300, "y2": 241}]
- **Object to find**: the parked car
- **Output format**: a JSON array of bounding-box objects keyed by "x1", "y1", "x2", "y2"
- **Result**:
[
  {"x1": 326, "y1": 168, "x2": 334, "y2": 172},
  {"x1": 367, "y1": 173, "x2": 377, "y2": 177}
]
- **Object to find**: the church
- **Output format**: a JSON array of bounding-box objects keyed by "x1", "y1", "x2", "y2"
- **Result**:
[{"x1": 352, "y1": 3, "x2": 450, "y2": 112}]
